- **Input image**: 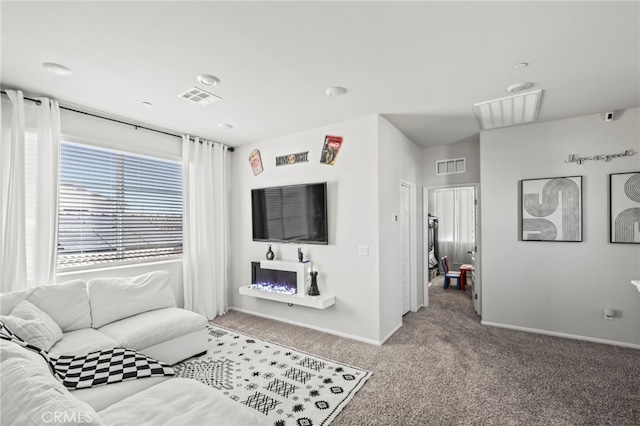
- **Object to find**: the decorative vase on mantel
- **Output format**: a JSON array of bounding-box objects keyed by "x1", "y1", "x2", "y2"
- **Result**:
[
  {"x1": 266, "y1": 244, "x2": 274, "y2": 260},
  {"x1": 308, "y1": 271, "x2": 320, "y2": 296}
]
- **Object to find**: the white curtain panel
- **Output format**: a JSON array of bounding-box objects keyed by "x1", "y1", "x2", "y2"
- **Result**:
[
  {"x1": 182, "y1": 136, "x2": 229, "y2": 319},
  {"x1": 435, "y1": 187, "x2": 475, "y2": 269},
  {"x1": 1, "y1": 90, "x2": 60, "y2": 292}
]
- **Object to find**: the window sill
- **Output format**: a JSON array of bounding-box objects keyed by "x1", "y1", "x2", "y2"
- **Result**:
[{"x1": 56, "y1": 257, "x2": 182, "y2": 278}]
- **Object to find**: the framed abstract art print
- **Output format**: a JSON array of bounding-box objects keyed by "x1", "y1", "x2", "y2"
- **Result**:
[
  {"x1": 609, "y1": 172, "x2": 640, "y2": 244},
  {"x1": 521, "y1": 176, "x2": 582, "y2": 242}
]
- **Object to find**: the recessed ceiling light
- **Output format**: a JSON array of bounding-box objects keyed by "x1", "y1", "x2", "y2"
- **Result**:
[
  {"x1": 141, "y1": 101, "x2": 152, "y2": 107},
  {"x1": 42, "y1": 62, "x2": 72, "y2": 76},
  {"x1": 512, "y1": 62, "x2": 528, "y2": 70},
  {"x1": 197, "y1": 74, "x2": 220, "y2": 86},
  {"x1": 217, "y1": 123, "x2": 233, "y2": 130},
  {"x1": 507, "y1": 82, "x2": 534, "y2": 93},
  {"x1": 325, "y1": 86, "x2": 347, "y2": 97}
]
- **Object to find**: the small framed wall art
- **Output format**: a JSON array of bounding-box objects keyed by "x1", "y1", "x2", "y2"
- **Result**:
[
  {"x1": 609, "y1": 171, "x2": 640, "y2": 244},
  {"x1": 521, "y1": 176, "x2": 583, "y2": 242},
  {"x1": 249, "y1": 149, "x2": 263, "y2": 176}
]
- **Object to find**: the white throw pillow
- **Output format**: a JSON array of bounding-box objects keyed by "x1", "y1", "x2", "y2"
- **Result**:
[
  {"x1": 0, "y1": 300, "x2": 63, "y2": 351},
  {"x1": 87, "y1": 271, "x2": 176, "y2": 329},
  {"x1": 27, "y1": 280, "x2": 91, "y2": 332}
]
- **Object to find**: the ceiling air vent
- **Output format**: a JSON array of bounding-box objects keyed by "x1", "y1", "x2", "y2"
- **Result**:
[
  {"x1": 178, "y1": 87, "x2": 222, "y2": 106},
  {"x1": 473, "y1": 89, "x2": 542, "y2": 130}
]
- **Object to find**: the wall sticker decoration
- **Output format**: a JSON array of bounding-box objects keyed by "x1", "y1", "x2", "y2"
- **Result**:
[
  {"x1": 521, "y1": 176, "x2": 583, "y2": 242},
  {"x1": 564, "y1": 149, "x2": 635, "y2": 165},
  {"x1": 609, "y1": 171, "x2": 640, "y2": 244},
  {"x1": 320, "y1": 135, "x2": 343, "y2": 165},
  {"x1": 275, "y1": 151, "x2": 309, "y2": 166},
  {"x1": 249, "y1": 149, "x2": 264, "y2": 176}
]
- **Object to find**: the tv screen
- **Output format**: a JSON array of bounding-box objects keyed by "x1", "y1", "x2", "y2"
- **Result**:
[{"x1": 251, "y1": 182, "x2": 328, "y2": 244}]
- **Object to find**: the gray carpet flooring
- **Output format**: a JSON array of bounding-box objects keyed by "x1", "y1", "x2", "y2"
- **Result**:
[{"x1": 212, "y1": 277, "x2": 640, "y2": 425}]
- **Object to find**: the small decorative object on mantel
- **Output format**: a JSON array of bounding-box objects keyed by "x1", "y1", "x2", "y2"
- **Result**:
[
  {"x1": 309, "y1": 271, "x2": 320, "y2": 296},
  {"x1": 564, "y1": 149, "x2": 634, "y2": 165},
  {"x1": 297, "y1": 247, "x2": 304, "y2": 263},
  {"x1": 320, "y1": 135, "x2": 343, "y2": 166},
  {"x1": 275, "y1": 151, "x2": 309, "y2": 166},
  {"x1": 266, "y1": 244, "x2": 274, "y2": 260},
  {"x1": 249, "y1": 149, "x2": 264, "y2": 176}
]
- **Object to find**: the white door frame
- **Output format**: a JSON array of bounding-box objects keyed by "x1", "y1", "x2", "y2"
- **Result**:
[{"x1": 400, "y1": 180, "x2": 418, "y2": 313}]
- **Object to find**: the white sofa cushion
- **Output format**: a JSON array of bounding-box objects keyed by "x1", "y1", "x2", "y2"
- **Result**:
[
  {"x1": 97, "y1": 307, "x2": 207, "y2": 351},
  {"x1": 1, "y1": 300, "x2": 63, "y2": 351},
  {"x1": 138, "y1": 328, "x2": 208, "y2": 365},
  {"x1": 72, "y1": 376, "x2": 170, "y2": 412},
  {"x1": 27, "y1": 280, "x2": 91, "y2": 332},
  {"x1": 98, "y1": 378, "x2": 269, "y2": 426},
  {"x1": 88, "y1": 271, "x2": 176, "y2": 328},
  {"x1": 48, "y1": 329, "x2": 119, "y2": 358},
  {"x1": 0, "y1": 341, "x2": 103, "y2": 426}
]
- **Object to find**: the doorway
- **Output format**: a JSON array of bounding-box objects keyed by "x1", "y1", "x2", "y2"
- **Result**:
[{"x1": 423, "y1": 183, "x2": 480, "y2": 315}]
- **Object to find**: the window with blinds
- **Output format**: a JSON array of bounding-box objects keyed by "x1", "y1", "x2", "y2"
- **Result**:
[{"x1": 57, "y1": 141, "x2": 183, "y2": 269}]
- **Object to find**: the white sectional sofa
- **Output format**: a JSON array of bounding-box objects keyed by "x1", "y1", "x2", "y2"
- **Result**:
[{"x1": 0, "y1": 270, "x2": 268, "y2": 425}]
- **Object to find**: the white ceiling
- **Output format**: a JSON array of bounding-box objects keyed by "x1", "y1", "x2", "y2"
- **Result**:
[{"x1": 2, "y1": 1, "x2": 638, "y2": 149}]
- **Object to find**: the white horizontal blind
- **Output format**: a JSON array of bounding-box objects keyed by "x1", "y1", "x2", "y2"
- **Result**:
[{"x1": 58, "y1": 141, "x2": 183, "y2": 269}]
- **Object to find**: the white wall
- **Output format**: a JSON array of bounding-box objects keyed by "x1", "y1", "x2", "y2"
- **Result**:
[
  {"x1": 229, "y1": 115, "x2": 383, "y2": 343},
  {"x1": 422, "y1": 136, "x2": 480, "y2": 187},
  {"x1": 377, "y1": 116, "x2": 424, "y2": 340},
  {"x1": 56, "y1": 110, "x2": 185, "y2": 306},
  {"x1": 480, "y1": 108, "x2": 640, "y2": 347}
]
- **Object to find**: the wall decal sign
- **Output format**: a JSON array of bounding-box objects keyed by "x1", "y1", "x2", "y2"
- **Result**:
[
  {"x1": 521, "y1": 176, "x2": 583, "y2": 242},
  {"x1": 609, "y1": 171, "x2": 640, "y2": 244},
  {"x1": 275, "y1": 151, "x2": 309, "y2": 166},
  {"x1": 249, "y1": 149, "x2": 264, "y2": 176},
  {"x1": 565, "y1": 149, "x2": 634, "y2": 165},
  {"x1": 320, "y1": 135, "x2": 343, "y2": 166}
]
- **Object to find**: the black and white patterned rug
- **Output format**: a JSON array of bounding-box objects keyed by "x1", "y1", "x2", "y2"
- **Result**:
[{"x1": 174, "y1": 324, "x2": 372, "y2": 426}]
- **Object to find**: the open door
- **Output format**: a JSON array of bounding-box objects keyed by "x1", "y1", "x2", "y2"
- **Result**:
[
  {"x1": 471, "y1": 187, "x2": 481, "y2": 316},
  {"x1": 400, "y1": 183, "x2": 411, "y2": 315}
]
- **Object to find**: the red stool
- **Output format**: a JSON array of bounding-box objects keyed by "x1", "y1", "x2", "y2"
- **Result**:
[{"x1": 459, "y1": 264, "x2": 474, "y2": 291}]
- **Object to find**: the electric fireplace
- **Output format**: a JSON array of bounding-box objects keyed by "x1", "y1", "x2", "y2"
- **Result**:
[
  {"x1": 239, "y1": 259, "x2": 335, "y2": 309},
  {"x1": 250, "y1": 262, "x2": 298, "y2": 295}
]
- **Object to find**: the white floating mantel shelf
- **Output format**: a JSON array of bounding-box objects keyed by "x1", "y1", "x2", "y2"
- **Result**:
[
  {"x1": 239, "y1": 286, "x2": 335, "y2": 309},
  {"x1": 239, "y1": 259, "x2": 335, "y2": 309}
]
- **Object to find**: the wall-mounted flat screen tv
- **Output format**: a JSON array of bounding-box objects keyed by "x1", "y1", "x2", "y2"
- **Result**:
[{"x1": 251, "y1": 182, "x2": 328, "y2": 244}]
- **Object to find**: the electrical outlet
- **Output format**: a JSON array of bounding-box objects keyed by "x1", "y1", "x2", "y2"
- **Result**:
[
  {"x1": 604, "y1": 308, "x2": 615, "y2": 320},
  {"x1": 358, "y1": 245, "x2": 369, "y2": 256}
]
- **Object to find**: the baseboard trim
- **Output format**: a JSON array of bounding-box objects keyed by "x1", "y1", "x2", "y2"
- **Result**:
[
  {"x1": 229, "y1": 306, "x2": 385, "y2": 346},
  {"x1": 481, "y1": 320, "x2": 640, "y2": 350},
  {"x1": 380, "y1": 322, "x2": 403, "y2": 345}
]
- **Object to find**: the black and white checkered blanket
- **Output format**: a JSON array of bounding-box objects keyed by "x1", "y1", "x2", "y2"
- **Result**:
[{"x1": 0, "y1": 321, "x2": 174, "y2": 390}]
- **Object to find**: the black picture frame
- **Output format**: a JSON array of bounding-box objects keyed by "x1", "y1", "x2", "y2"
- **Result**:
[
  {"x1": 609, "y1": 171, "x2": 640, "y2": 244},
  {"x1": 521, "y1": 176, "x2": 583, "y2": 242}
]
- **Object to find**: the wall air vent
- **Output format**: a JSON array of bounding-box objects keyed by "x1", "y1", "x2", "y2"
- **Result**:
[
  {"x1": 473, "y1": 89, "x2": 542, "y2": 130},
  {"x1": 178, "y1": 87, "x2": 222, "y2": 106}
]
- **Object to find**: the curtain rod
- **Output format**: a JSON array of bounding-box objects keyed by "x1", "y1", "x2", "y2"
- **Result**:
[{"x1": 0, "y1": 90, "x2": 235, "y2": 152}]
